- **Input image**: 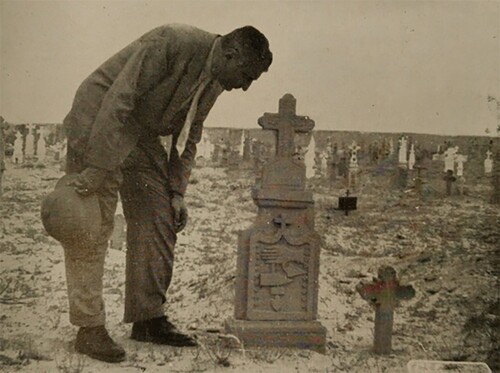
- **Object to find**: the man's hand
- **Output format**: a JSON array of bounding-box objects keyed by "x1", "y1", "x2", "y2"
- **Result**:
[
  {"x1": 171, "y1": 194, "x2": 188, "y2": 233},
  {"x1": 69, "y1": 167, "x2": 108, "y2": 196}
]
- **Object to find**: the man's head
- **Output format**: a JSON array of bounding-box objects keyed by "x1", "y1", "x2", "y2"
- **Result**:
[{"x1": 213, "y1": 26, "x2": 272, "y2": 91}]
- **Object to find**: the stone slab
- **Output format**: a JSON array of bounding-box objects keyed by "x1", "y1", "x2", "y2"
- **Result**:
[
  {"x1": 407, "y1": 360, "x2": 492, "y2": 373},
  {"x1": 251, "y1": 188, "x2": 313, "y2": 206},
  {"x1": 224, "y1": 318, "x2": 327, "y2": 354}
]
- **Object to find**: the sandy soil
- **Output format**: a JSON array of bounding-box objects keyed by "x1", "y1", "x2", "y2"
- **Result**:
[{"x1": 0, "y1": 156, "x2": 498, "y2": 373}]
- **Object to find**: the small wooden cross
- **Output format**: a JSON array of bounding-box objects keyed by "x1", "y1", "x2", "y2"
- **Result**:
[
  {"x1": 258, "y1": 94, "x2": 315, "y2": 158},
  {"x1": 356, "y1": 266, "x2": 415, "y2": 354}
]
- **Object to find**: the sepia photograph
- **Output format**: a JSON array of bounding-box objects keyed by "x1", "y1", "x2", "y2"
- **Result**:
[{"x1": 0, "y1": 1, "x2": 498, "y2": 372}]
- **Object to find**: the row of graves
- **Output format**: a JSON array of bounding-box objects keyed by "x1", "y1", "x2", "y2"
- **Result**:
[
  {"x1": 0, "y1": 121, "x2": 66, "y2": 196},
  {"x1": 2, "y1": 118, "x2": 497, "y2": 200},
  {"x1": 1, "y1": 116, "x2": 498, "y2": 209},
  {"x1": 189, "y1": 125, "x2": 499, "y2": 205}
]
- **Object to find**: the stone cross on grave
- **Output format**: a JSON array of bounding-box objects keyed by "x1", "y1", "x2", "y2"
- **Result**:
[
  {"x1": 24, "y1": 124, "x2": 35, "y2": 158},
  {"x1": 258, "y1": 93, "x2": 314, "y2": 158},
  {"x1": 226, "y1": 93, "x2": 326, "y2": 354},
  {"x1": 408, "y1": 144, "x2": 416, "y2": 170},
  {"x1": 485, "y1": 150, "x2": 493, "y2": 175},
  {"x1": 13, "y1": 130, "x2": 23, "y2": 164},
  {"x1": 356, "y1": 266, "x2": 415, "y2": 355},
  {"x1": 348, "y1": 141, "x2": 361, "y2": 170}
]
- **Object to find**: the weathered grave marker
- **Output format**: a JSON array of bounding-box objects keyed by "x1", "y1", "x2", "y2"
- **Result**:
[
  {"x1": 305, "y1": 134, "x2": 316, "y2": 179},
  {"x1": 36, "y1": 126, "x2": 47, "y2": 163},
  {"x1": 356, "y1": 266, "x2": 415, "y2": 355},
  {"x1": 347, "y1": 141, "x2": 360, "y2": 190},
  {"x1": 444, "y1": 170, "x2": 456, "y2": 196},
  {"x1": 338, "y1": 189, "x2": 357, "y2": 216},
  {"x1": 13, "y1": 130, "x2": 23, "y2": 164},
  {"x1": 25, "y1": 124, "x2": 35, "y2": 159},
  {"x1": 407, "y1": 360, "x2": 492, "y2": 373},
  {"x1": 197, "y1": 131, "x2": 210, "y2": 159},
  {"x1": 398, "y1": 136, "x2": 408, "y2": 165},
  {"x1": 393, "y1": 166, "x2": 409, "y2": 191},
  {"x1": 243, "y1": 134, "x2": 251, "y2": 162},
  {"x1": 484, "y1": 150, "x2": 493, "y2": 175},
  {"x1": 414, "y1": 166, "x2": 426, "y2": 195},
  {"x1": 225, "y1": 93, "x2": 326, "y2": 353},
  {"x1": 444, "y1": 146, "x2": 458, "y2": 173},
  {"x1": 455, "y1": 154, "x2": 467, "y2": 177},
  {"x1": 320, "y1": 152, "x2": 327, "y2": 178},
  {"x1": 408, "y1": 143, "x2": 416, "y2": 170},
  {"x1": 327, "y1": 154, "x2": 337, "y2": 187},
  {"x1": 454, "y1": 153, "x2": 467, "y2": 196},
  {"x1": 370, "y1": 142, "x2": 379, "y2": 165},
  {"x1": 238, "y1": 130, "x2": 245, "y2": 157}
]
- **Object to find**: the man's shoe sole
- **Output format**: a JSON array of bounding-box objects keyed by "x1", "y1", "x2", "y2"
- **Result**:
[
  {"x1": 75, "y1": 347, "x2": 126, "y2": 363},
  {"x1": 131, "y1": 333, "x2": 197, "y2": 347}
]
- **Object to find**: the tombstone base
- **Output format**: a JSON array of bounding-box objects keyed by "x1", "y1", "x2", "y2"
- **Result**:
[{"x1": 224, "y1": 318, "x2": 327, "y2": 354}]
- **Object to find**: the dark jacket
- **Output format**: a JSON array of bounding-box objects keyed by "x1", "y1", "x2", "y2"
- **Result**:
[{"x1": 63, "y1": 24, "x2": 223, "y2": 195}]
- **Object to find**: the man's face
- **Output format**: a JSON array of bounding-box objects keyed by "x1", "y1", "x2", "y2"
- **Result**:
[{"x1": 217, "y1": 50, "x2": 264, "y2": 91}]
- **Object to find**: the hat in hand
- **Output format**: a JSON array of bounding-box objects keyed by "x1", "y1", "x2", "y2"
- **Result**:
[{"x1": 41, "y1": 174, "x2": 102, "y2": 248}]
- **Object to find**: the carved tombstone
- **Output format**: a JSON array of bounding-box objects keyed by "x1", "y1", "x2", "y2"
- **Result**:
[
  {"x1": 484, "y1": 150, "x2": 493, "y2": 175},
  {"x1": 36, "y1": 126, "x2": 47, "y2": 163},
  {"x1": 225, "y1": 94, "x2": 326, "y2": 353},
  {"x1": 408, "y1": 143, "x2": 416, "y2": 170},
  {"x1": 398, "y1": 136, "x2": 408, "y2": 164},
  {"x1": 13, "y1": 130, "x2": 23, "y2": 164},
  {"x1": 347, "y1": 141, "x2": 361, "y2": 189},
  {"x1": 455, "y1": 154, "x2": 467, "y2": 177},
  {"x1": 243, "y1": 135, "x2": 252, "y2": 162},
  {"x1": 305, "y1": 134, "x2": 316, "y2": 179},
  {"x1": 444, "y1": 146, "x2": 458, "y2": 173},
  {"x1": 24, "y1": 124, "x2": 35, "y2": 159}
]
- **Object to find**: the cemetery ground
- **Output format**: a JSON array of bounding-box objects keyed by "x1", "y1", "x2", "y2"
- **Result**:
[{"x1": 0, "y1": 157, "x2": 498, "y2": 373}]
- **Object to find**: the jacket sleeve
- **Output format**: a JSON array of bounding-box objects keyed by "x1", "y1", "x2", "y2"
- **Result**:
[
  {"x1": 168, "y1": 119, "x2": 203, "y2": 197},
  {"x1": 85, "y1": 40, "x2": 169, "y2": 170}
]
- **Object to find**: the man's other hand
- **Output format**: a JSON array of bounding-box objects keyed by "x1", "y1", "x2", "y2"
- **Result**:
[
  {"x1": 70, "y1": 167, "x2": 108, "y2": 196},
  {"x1": 171, "y1": 194, "x2": 188, "y2": 233}
]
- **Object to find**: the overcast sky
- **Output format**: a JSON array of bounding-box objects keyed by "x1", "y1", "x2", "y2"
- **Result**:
[{"x1": 1, "y1": 0, "x2": 499, "y2": 136}]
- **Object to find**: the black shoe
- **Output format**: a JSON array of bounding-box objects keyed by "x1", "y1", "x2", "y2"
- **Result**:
[
  {"x1": 75, "y1": 326, "x2": 126, "y2": 363},
  {"x1": 131, "y1": 316, "x2": 197, "y2": 347}
]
